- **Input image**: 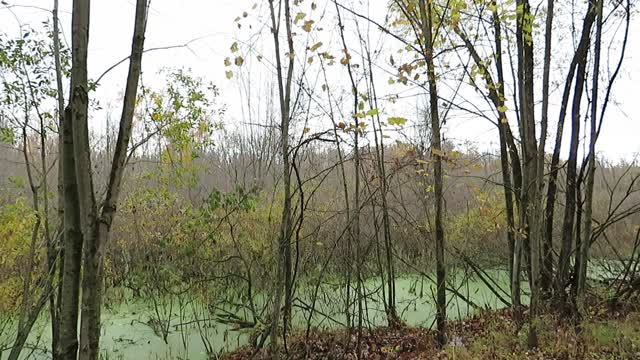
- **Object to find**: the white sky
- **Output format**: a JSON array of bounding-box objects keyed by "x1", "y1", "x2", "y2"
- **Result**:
[{"x1": 1, "y1": 0, "x2": 638, "y2": 161}]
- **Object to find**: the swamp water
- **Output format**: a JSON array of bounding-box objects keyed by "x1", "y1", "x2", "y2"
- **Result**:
[{"x1": 1, "y1": 270, "x2": 520, "y2": 359}]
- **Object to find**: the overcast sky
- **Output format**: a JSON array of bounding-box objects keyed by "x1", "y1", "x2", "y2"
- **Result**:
[{"x1": 1, "y1": 0, "x2": 638, "y2": 161}]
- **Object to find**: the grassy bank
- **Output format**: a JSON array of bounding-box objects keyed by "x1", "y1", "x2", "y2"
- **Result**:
[{"x1": 224, "y1": 295, "x2": 640, "y2": 359}]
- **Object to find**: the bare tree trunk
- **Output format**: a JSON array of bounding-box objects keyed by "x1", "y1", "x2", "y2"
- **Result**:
[
  {"x1": 490, "y1": 4, "x2": 518, "y2": 306},
  {"x1": 514, "y1": 0, "x2": 540, "y2": 347},
  {"x1": 78, "y1": 1, "x2": 148, "y2": 359},
  {"x1": 58, "y1": 1, "x2": 91, "y2": 359},
  {"x1": 577, "y1": 0, "x2": 603, "y2": 316},
  {"x1": 52, "y1": 0, "x2": 65, "y2": 356},
  {"x1": 555, "y1": 17, "x2": 593, "y2": 308},
  {"x1": 539, "y1": 0, "x2": 555, "y2": 297},
  {"x1": 418, "y1": 0, "x2": 446, "y2": 347},
  {"x1": 58, "y1": 106, "x2": 83, "y2": 360},
  {"x1": 547, "y1": 2, "x2": 596, "y2": 306},
  {"x1": 363, "y1": 46, "x2": 397, "y2": 326},
  {"x1": 267, "y1": 0, "x2": 295, "y2": 357},
  {"x1": 318, "y1": 52, "x2": 352, "y2": 330},
  {"x1": 334, "y1": 5, "x2": 363, "y2": 354}
]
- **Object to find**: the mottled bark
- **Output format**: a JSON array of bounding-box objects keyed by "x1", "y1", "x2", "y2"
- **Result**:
[{"x1": 58, "y1": 107, "x2": 83, "y2": 360}]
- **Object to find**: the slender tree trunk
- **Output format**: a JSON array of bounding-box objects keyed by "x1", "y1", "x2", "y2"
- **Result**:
[
  {"x1": 577, "y1": 0, "x2": 603, "y2": 316},
  {"x1": 418, "y1": 0, "x2": 446, "y2": 346},
  {"x1": 52, "y1": 0, "x2": 66, "y2": 355},
  {"x1": 547, "y1": 1, "x2": 596, "y2": 305},
  {"x1": 334, "y1": 5, "x2": 363, "y2": 354},
  {"x1": 268, "y1": 0, "x2": 295, "y2": 356},
  {"x1": 58, "y1": 1, "x2": 91, "y2": 359},
  {"x1": 318, "y1": 54, "x2": 352, "y2": 330},
  {"x1": 490, "y1": 4, "x2": 518, "y2": 305},
  {"x1": 64, "y1": 2, "x2": 95, "y2": 360},
  {"x1": 555, "y1": 30, "x2": 591, "y2": 309},
  {"x1": 53, "y1": 0, "x2": 65, "y2": 220},
  {"x1": 78, "y1": 1, "x2": 148, "y2": 359},
  {"x1": 58, "y1": 109, "x2": 83, "y2": 360},
  {"x1": 539, "y1": 0, "x2": 555, "y2": 297},
  {"x1": 360, "y1": 20, "x2": 397, "y2": 327},
  {"x1": 514, "y1": 0, "x2": 540, "y2": 347}
]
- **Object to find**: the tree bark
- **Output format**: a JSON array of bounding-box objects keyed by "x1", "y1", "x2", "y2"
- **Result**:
[
  {"x1": 58, "y1": 1, "x2": 89, "y2": 351},
  {"x1": 52, "y1": 0, "x2": 65, "y2": 357},
  {"x1": 547, "y1": 1, "x2": 596, "y2": 305},
  {"x1": 539, "y1": 0, "x2": 555, "y2": 297},
  {"x1": 514, "y1": 0, "x2": 540, "y2": 347},
  {"x1": 418, "y1": 0, "x2": 446, "y2": 347},
  {"x1": 267, "y1": 0, "x2": 295, "y2": 357},
  {"x1": 78, "y1": 1, "x2": 148, "y2": 359},
  {"x1": 554, "y1": 8, "x2": 594, "y2": 306},
  {"x1": 577, "y1": 0, "x2": 603, "y2": 316}
]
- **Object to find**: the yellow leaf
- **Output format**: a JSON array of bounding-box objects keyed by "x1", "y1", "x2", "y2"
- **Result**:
[
  {"x1": 432, "y1": 148, "x2": 445, "y2": 157},
  {"x1": 225, "y1": 71, "x2": 233, "y2": 79},
  {"x1": 309, "y1": 42, "x2": 323, "y2": 52},
  {"x1": 231, "y1": 42, "x2": 239, "y2": 53},
  {"x1": 388, "y1": 117, "x2": 407, "y2": 126},
  {"x1": 294, "y1": 12, "x2": 306, "y2": 24},
  {"x1": 302, "y1": 20, "x2": 314, "y2": 32},
  {"x1": 224, "y1": 57, "x2": 231, "y2": 67}
]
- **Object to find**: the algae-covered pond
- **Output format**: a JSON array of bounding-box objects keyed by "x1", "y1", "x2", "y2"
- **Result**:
[{"x1": 1, "y1": 270, "x2": 523, "y2": 359}]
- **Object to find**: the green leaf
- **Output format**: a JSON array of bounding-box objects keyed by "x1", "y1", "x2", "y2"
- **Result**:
[
  {"x1": 225, "y1": 71, "x2": 233, "y2": 79},
  {"x1": 388, "y1": 117, "x2": 407, "y2": 126},
  {"x1": 365, "y1": 108, "x2": 379, "y2": 116},
  {"x1": 0, "y1": 127, "x2": 15, "y2": 144}
]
